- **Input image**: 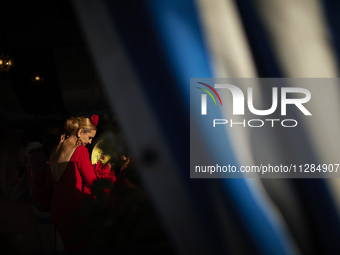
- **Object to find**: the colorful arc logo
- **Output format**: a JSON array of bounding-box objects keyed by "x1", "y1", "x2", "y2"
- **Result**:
[{"x1": 196, "y1": 82, "x2": 222, "y2": 115}]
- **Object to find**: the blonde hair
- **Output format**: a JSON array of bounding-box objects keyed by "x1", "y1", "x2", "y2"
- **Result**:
[{"x1": 64, "y1": 116, "x2": 97, "y2": 136}]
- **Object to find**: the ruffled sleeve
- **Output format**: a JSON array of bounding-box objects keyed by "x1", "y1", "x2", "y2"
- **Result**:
[
  {"x1": 93, "y1": 161, "x2": 116, "y2": 184},
  {"x1": 76, "y1": 146, "x2": 98, "y2": 188},
  {"x1": 76, "y1": 146, "x2": 116, "y2": 196}
]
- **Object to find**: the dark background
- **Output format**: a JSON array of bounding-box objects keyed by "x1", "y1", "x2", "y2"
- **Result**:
[{"x1": 0, "y1": 0, "x2": 111, "y2": 131}]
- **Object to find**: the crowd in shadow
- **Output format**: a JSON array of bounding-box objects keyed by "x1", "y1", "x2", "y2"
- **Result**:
[{"x1": 0, "y1": 118, "x2": 173, "y2": 254}]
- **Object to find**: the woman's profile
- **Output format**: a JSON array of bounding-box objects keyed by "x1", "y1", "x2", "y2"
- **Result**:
[{"x1": 47, "y1": 115, "x2": 114, "y2": 250}]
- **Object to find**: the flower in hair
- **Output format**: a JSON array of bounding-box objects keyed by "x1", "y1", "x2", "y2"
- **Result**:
[{"x1": 91, "y1": 114, "x2": 99, "y2": 126}]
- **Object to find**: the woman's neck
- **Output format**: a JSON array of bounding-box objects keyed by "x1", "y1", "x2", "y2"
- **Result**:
[{"x1": 65, "y1": 135, "x2": 78, "y2": 146}]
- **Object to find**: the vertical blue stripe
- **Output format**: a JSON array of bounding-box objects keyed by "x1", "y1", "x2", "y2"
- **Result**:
[
  {"x1": 146, "y1": 0, "x2": 212, "y2": 101},
  {"x1": 145, "y1": 0, "x2": 298, "y2": 254}
]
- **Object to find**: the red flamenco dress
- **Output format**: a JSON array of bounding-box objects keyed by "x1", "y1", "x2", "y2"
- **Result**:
[{"x1": 47, "y1": 145, "x2": 115, "y2": 250}]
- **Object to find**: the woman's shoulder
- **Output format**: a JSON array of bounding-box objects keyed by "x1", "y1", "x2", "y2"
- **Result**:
[
  {"x1": 74, "y1": 145, "x2": 88, "y2": 153},
  {"x1": 49, "y1": 143, "x2": 61, "y2": 160},
  {"x1": 72, "y1": 145, "x2": 89, "y2": 158},
  {"x1": 51, "y1": 143, "x2": 81, "y2": 157}
]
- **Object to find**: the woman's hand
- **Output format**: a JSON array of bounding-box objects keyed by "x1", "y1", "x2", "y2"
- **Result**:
[
  {"x1": 120, "y1": 155, "x2": 131, "y2": 171},
  {"x1": 106, "y1": 158, "x2": 115, "y2": 170}
]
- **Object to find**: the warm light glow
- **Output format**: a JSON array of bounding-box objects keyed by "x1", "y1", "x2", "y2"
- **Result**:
[
  {"x1": 31, "y1": 75, "x2": 44, "y2": 84},
  {"x1": 0, "y1": 54, "x2": 13, "y2": 72}
]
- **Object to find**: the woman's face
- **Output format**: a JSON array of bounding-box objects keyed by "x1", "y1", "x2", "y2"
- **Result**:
[{"x1": 79, "y1": 129, "x2": 96, "y2": 146}]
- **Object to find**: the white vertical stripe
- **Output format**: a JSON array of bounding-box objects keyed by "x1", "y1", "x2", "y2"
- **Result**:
[
  {"x1": 201, "y1": 94, "x2": 207, "y2": 115},
  {"x1": 195, "y1": 0, "x2": 259, "y2": 168},
  {"x1": 255, "y1": 0, "x2": 340, "y2": 215}
]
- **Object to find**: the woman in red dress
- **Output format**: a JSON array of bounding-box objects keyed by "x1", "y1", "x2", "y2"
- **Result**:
[{"x1": 47, "y1": 115, "x2": 114, "y2": 250}]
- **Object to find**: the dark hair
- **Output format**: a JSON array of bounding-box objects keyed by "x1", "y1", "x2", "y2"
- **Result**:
[{"x1": 42, "y1": 122, "x2": 66, "y2": 151}]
